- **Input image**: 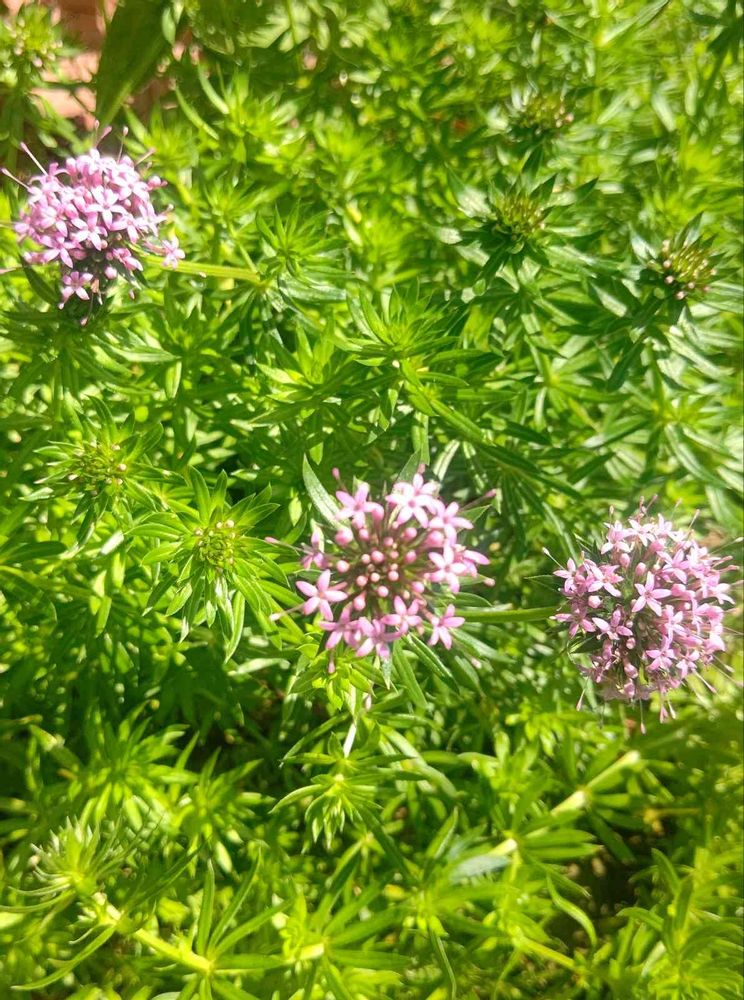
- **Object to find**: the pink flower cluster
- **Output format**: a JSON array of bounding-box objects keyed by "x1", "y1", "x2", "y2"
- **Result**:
[
  {"x1": 554, "y1": 505, "x2": 735, "y2": 716},
  {"x1": 11, "y1": 143, "x2": 183, "y2": 314},
  {"x1": 294, "y1": 471, "x2": 490, "y2": 662}
]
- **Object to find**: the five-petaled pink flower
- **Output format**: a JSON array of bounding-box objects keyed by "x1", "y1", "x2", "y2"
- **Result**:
[
  {"x1": 387, "y1": 473, "x2": 440, "y2": 526},
  {"x1": 296, "y1": 570, "x2": 347, "y2": 620},
  {"x1": 631, "y1": 572, "x2": 671, "y2": 615},
  {"x1": 336, "y1": 483, "x2": 384, "y2": 529},
  {"x1": 428, "y1": 605, "x2": 465, "y2": 649}
]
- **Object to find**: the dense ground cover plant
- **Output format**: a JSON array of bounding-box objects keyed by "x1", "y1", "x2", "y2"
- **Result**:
[{"x1": 0, "y1": 1, "x2": 742, "y2": 998}]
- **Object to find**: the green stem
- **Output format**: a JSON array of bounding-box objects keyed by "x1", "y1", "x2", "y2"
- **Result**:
[
  {"x1": 146, "y1": 255, "x2": 266, "y2": 288},
  {"x1": 133, "y1": 926, "x2": 212, "y2": 975},
  {"x1": 460, "y1": 605, "x2": 556, "y2": 623},
  {"x1": 98, "y1": 900, "x2": 213, "y2": 975},
  {"x1": 489, "y1": 751, "x2": 641, "y2": 856}
]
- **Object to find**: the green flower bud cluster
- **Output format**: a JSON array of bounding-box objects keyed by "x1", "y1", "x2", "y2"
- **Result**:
[
  {"x1": 1, "y1": 5, "x2": 62, "y2": 77},
  {"x1": 67, "y1": 441, "x2": 128, "y2": 496},
  {"x1": 194, "y1": 519, "x2": 238, "y2": 571},
  {"x1": 491, "y1": 191, "x2": 547, "y2": 248},
  {"x1": 652, "y1": 236, "x2": 718, "y2": 301},
  {"x1": 511, "y1": 93, "x2": 574, "y2": 139}
]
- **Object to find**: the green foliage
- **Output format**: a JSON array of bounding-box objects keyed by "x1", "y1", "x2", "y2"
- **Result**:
[
  {"x1": 0, "y1": 0, "x2": 742, "y2": 997},
  {"x1": 0, "y1": 3, "x2": 77, "y2": 168}
]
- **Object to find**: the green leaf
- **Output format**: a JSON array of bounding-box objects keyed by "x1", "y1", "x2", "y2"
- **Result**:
[
  {"x1": 212, "y1": 982, "x2": 262, "y2": 1000},
  {"x1": 189, "y1": 467, "x2": 212, "y2": 521},
  {"x1": 213, "y1": 904, "x2": 285, "y2": 958},
  {"x1": 223, "y1": 591, "x2": 245, "y2": 663},
  {"x1": 395, "y1": 446, "x2": 426, "y2": 484},
  {"x1": 608, "y1": 335, "x2": 648, "y2": 390},
  {"x1": 322, "y1": 959, "x2": 357, "y2": 1000},
  {"x1": 302, "y1": 457, "x2": 340, "y2": 524},
  {"x1": 196, "y1": 863, "x2": 215, "y2": 956},
  {"x1": 406, "y1": 634, "x2": 453, "y2": 682},
  {"x1": 598, "y1": 0, "x2": 671, "y2": 45},
  {"x1": 459, "y1": 605, "x2": 555, "y2": 623},
  {"x1": 153, "y1": 257, "x2": 263, "y2": 286},
  {"x1": 95, "y1": 0, "x2": 171, "y2": 124},
  {"x1": 332, "y1": 947, "x2": 408, "y2": 970},
  {"x1": 214, "y1": 954, "x2": 285, "y2": 972},
  {"x1": 14, "y1": 926, "x2": 117, "y2": 990},
  {"x1": 429, "y1": 928, "x2": 457, "y2": 998},
  {"x1": 546, "y1": 875, "x2": 597, "y2": 946},
  {"x1": 392, "y1": 644, "x2": 427, "y2": 709}
]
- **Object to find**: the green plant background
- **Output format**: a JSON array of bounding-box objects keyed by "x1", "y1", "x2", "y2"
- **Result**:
[{"x1": 0, "y1": 1, "x2": 742, "y2": 997}]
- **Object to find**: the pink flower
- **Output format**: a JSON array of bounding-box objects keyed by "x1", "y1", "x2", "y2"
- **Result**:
[
  {"x1": 319, "y1": 605, "x2": 354, "y2": 648},
  {"x1": 427, "y1": 500, "x2": 474, "y2": 541},
  {"x1": 60, "y1": 270, "x2": 95, "y2": 303},
  {"x1": 428, "y1": 605, "x2": 464, "y2": 649},
  {"x1": 382, "y1": 596, "x2": 423, "y2": 635},
  {"x1": 162, "y1": 238, "x2": 185, "y2": 268},
  {"x1": 555, "y1": 557, "x2": 580, "y2": 594},
  {"x1": 631, "y1": 572, "x2": 671, "y2": 615},
  {"x1": 355, "y1": 619, "x2": 394, "y2": 660},
  {"x1": 556, "y1": 606, "x2": 597, "y2": 637},
  {"x1": 459, "y1": 546, "x2": 490, "y2": 578},
  {"x1": 296, "y1": 570, "x2": 347, "y2": 620},
  {"x1": 592, "y1": 608, "x2": 634, "y2": 642},
  {"x1": 336, "y1": 483, "x2": 384, "y2": 528},
  {"x1": 428, "y1": 545, "x2": 467, "y2": 592},
  {"x1": 387, "y1": 473, "x2": 440, "y2": 527},
  {"x1": 300, "y1": 528, "x2": 327, "y2": 570}
]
